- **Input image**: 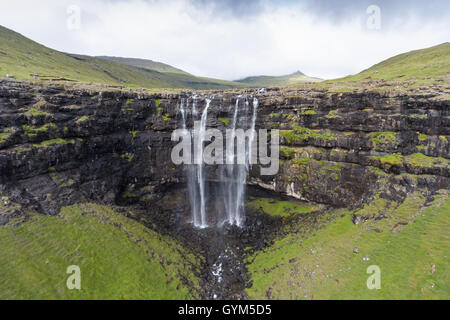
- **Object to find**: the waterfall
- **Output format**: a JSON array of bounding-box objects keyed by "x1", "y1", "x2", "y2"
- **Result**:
[
  {"x1": 224, "y1": 98, "x2": 240, "y2": 225},
  {"x1": 180, "y1": 98, "x2": 187, "y2": 129},
  {"x1": 180, "y1": 99, "x2": 201, "y2": 227},
  {"x1": 178, "y1": 96, "x2": 258, "y2": 229},
  {"x1": 235, "y1": 97, "x2": 258, "y2": 226},
  {"x1": 248, "y1": 97, "x2": 258, "y2": 168},
  {"x1": 222, "y1": 97, "x2": 258, "y2": 227},
  {"x1": 178, "y1": 97, "x2": 209, "y2": 228},
  {"x1": 196, "y1": 99, "x2": 211, "y2": 228},
  {"x1": 192, "y1": 95, "x2": 198, "y2": 118}
]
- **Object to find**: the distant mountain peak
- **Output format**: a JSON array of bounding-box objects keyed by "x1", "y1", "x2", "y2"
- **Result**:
[
  {"x1": 291, "y1": 70, "x2": 305, "y2": 76},
  {"x1": 235, "y1": 70, "x2": 321, "y2": 87}
]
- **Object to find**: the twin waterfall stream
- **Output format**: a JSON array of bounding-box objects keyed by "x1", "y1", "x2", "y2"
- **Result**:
[{"x1": 178, "y1": 96, "x2": 259, "y2": 229}]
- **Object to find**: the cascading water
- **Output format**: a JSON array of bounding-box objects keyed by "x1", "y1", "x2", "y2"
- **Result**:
[
  {"x1": 176, "y1": 95, "x2": 260, "y2": 299},
  {"x1": 196, "y1": 99, "x2": 211, "y2": 228},
  {"x1": 178, "y1": 95, "x2": 258, "y2": 229},
  {"x1": 248, "y1": 97, "x2": 259, "y2": 167},
  {"x1": 224, "y1": 97, "x2": 240, "y2": 226},
  {"x1": 222, "y1": 96, "x2": 258, "y2": 227},
  {"x1": 180, "y1": 98, "x2": 200, "y2": 227}
]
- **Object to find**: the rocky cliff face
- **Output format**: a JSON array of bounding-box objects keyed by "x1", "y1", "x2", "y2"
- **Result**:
[
  {"x1": 251, "y1": 89, "x2": 449, "y2": 208},
  {"x1": 0, "y1": 80, "x2": 184, "y2": 222},
  {"x1": 0, "y1": 79, "x2": 448, "y2": 225}
]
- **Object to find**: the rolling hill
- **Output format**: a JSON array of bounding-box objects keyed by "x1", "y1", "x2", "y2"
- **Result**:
[
  {"x1": 0, "y1": 25, "x2": 244, "y2": 90},
  {"x1": 337, "y1": 42, "x2": 450, "y2": 82},
  {"x1": 236, "y1": 71, "x2": 322, "y2": 87},
  {"x1": 1, "y1": 24, "x2": 448, "y2": 90},
  {"x1": 95, "y1": 56, "x2": 189, "y2": 75}
]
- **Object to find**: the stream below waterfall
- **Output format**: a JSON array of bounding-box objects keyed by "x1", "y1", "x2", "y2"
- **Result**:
[
  {"x1": 161, "y1": 96, "x2": 271, "y2": 298},
  {"x1": 122, "y1": 183, "x2": 332, "y2": 300},
  {"x1": 117, "y1": 96, "x2": 332, "y2": 299}
]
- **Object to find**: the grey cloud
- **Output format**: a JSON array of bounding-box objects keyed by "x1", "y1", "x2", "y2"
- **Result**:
[
  {"x1": 91, "y1": 0, "x2": 450, "y2": 24},
  {"x1": 184, "y1": 0, "x2": 450, "y2": 25},
  {"x1": 190, "y1": 0, "x2": 264, "y2": 13},
  {"x1": 299, "y1": 0, "x2": 450, "y2": 24},
  {"x1": 1, "y1": 0, "x2": 448, "y2": 80}
]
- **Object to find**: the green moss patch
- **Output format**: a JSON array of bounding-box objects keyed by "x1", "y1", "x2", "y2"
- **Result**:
[
  {"x1": 370, "y1": 132, "x2": 398, "y2": 149},
  {"x1": 280, "y1": 147, "x2": 296, "y2": 159},
  {"x1": 23, "y1": 123, "x2": 58, "y2": 138},
  {"x1": 301, "y1": 110, "x2": 317, "y2": 115},
  {"x1": 0, "y1": 132, "x2": 13, "y2": 143},
  {"x1": 292, "y1": 158, "x2": 311, "y2": 166},
  {"x1": 140, "y1": 194, "x2": 153, "y2": 202},
  {"x1": 218, "y1": 117, "x2": 230, "y2": 126},
  {"x1": 122, "y1": 192, "x2": 137, "y2": 199},
  {"x1": 75, "y1": 116, "x2": 89, "y2": 124},
  {"x1": 33, "y1": 100, "x2": 47, "y2": 109},
  {"x1": 418, "y1": 133, "x2": 428, "y2": 142},
  {"x1": 281, "y1": 126, "x2": 337, "y2": 144},
  {"x1": 405, "y1": 153, "x2": 449, "y2": 168},
  {"x1": 246, "y1": 197, "x2": 317, "y2": 218},
  {"x1": 326, "y1": 109, "x2": 341, "y2": 119},
  {"x1": 32, "y1": 138, "x2": 80, "y2": 148},
  {"x1": 24, "y1": 107, "x2": 52, "y2": 118},
  {"x1": 370, "y1": 153, "x2": 404, "y2": 166}
]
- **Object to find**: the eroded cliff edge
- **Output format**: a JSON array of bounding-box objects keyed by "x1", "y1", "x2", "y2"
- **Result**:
[{"x1": 0, "y1": 79, "x2": 448, "y2": 225}]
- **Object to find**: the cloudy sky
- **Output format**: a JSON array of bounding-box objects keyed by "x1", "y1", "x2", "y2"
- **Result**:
[{"x1": 0, "y1": 0, "x2": 449, "y2": 80}]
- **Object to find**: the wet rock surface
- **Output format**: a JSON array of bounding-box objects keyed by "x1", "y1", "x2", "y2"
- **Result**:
[{"x1": 123, "y1": 184, "x2": 286, "y2": 299}]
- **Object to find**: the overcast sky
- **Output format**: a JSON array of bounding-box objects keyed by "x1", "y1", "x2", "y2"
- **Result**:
[{"x1": 0, "y1": 0, "x2": 449, "y2": 80}]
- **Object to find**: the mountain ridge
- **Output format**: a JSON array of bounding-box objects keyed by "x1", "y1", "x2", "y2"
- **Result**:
[
  {"x1": 0, "y1": 25, "x2": 244, "y2": 90},
  {"x1": 236, "y1": 71, "x2": 322, "y2": 87},
  {"x1": 1, "y1": 24, "x2": 449, "y2": 89},
  {"x1": 95, "y1": 56, "x2": 190, "y2": 75},
  {"x1": 335, "y1": 42, "x2": 450, "y2": 82}
]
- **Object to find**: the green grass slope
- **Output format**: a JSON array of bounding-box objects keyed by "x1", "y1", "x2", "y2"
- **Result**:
[
  {"x1": 0, "y1": 25, "x2": 244, "y2": 89},
  {"x1": 96, "y1": 56, "x2": 189, "y2": 75},
  {"x1": 0, "y1": 203, "x2": 202, "y2": 299},
  {"x1": 246, "y1": 190, "x2": 449, "y2": 300},
  {"x1": 236, "y1": 71, "x2": 322, "y2": 87},
  {"x1": 337, "y1": 42, "x2": 450, "y2": 82}
]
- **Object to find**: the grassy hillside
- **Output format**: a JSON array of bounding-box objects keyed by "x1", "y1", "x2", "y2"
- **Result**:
[
  {"x1": 0, "y1": 203, "x2": 202, "y2": 299},
  {"x1": 236, "y1": 71, "x2": 322, "y2": 87},
  {"x1": 96, "y1": 56, "x2": 189, "y2": 75},
  {"x1": 246, "y1": 189, "x2": 449, "y2": 300},
  {"x1": 0, "y1": 25, "x2": 244, "y2": 89},
  {"x1": 337, "y1": 43, "x2": 450, "y2": 82}
]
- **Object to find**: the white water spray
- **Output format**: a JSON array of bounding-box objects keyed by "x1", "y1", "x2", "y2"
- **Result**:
[
  {"x1": 222, "y1": 97, "x2": 258, "y2": 227},
  {"x1": 196, "y1": 99, "x2": 211, "y2": 228},
  {"x1": 178, "y1": 96, "x2": 258, "y2": 228}
]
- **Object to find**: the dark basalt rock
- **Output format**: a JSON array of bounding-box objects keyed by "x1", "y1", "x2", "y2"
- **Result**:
[{"x1": 0, "y1": 79, "x2": 448, "y2": 218}]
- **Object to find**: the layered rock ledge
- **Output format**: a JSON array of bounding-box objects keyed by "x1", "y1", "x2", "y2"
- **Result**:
[{"x1": 0, "y1": 79, "x2": 448, "y2": 224}]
